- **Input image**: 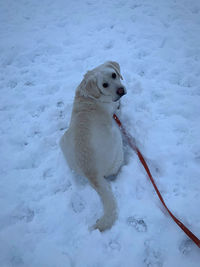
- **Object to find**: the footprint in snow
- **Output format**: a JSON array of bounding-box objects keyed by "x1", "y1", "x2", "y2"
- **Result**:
[
  {"x1": 127, "y1": 216, "x2": 147, "y2": 232},
  {"x1": 144, "y1": 240, "x2": 163, "y2": 267},
  {"x1": 12, "y1": 206, "x2": 35, "y2": 223},
  {"x1": 179, "y1": 239, "x2": 194, "y2": 255},
  {"x1": 57, "y1": 101, "x2": 64, "y2": 108},
  {"x1": 108, "y1": 240, "x2": 121, "y2": 251},
  {"x1": 71, "y1": 193, "x2": 85, "y2": 213}
]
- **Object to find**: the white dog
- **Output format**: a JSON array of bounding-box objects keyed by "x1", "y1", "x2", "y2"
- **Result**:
[{"x1": 60, "y1": 61, "x2": 126, "y2": 231}]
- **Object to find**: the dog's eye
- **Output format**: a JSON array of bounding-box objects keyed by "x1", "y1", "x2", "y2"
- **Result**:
[
  {"x1": 103, "y1": 83, "x2": 109, "y2": 88},
  {"x1": 112, "y1": 73, "x2": 116, "y2": 79}
]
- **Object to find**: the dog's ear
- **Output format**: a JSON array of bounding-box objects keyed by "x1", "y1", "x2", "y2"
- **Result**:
[
  {"x1": 85, "y1": 76, "x2": 101, "y2": 99},
  {"x1": 106, "y1": 61, "x2": 123, "y2": 80},
  {"x1": 78, "y1": 72, "x2": 101, "y2": 99}
]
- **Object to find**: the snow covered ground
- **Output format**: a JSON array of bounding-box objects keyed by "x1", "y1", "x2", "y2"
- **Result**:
[{"x1": 0, "y1": 0, "x2": 200, "y2": 266}]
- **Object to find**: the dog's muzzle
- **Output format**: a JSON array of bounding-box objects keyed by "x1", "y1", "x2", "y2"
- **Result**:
[{"x1": 116, "y1": 87, "x2": 126, "y2": 97}]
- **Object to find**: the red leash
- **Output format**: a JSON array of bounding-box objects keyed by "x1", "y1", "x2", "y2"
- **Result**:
[{"x1": 113, "y1": 114, "x2": 200, "y2": 248}]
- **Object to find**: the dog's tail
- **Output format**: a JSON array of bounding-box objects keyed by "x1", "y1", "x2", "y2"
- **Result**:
[{"x1": 89, "y1": 175, "x2": 117, "y2": 232}]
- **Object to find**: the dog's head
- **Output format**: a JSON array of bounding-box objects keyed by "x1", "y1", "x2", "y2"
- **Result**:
[{"x1": 78, "y1": 61, "x2": 126, "y2": 102}]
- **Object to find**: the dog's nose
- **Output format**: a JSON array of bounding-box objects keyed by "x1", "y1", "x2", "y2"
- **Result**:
[{"x1": 117, "y1": 87, "x2": 126, "y2": 96}]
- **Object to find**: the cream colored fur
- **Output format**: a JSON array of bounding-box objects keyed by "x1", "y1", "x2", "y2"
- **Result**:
[{"x1": 60, "y1": 61, "x2": 126, "y2": 231}]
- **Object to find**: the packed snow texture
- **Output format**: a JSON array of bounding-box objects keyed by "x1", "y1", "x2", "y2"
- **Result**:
[{"x1": 0, "y1": 0, "x2": 200, "y2": 266}]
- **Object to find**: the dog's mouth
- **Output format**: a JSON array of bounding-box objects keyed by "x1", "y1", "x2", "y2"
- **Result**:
[{"x1": 114, "y1": 96, "x2": 121, "y2": 102}]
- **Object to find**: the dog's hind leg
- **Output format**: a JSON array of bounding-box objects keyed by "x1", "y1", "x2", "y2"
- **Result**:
[{"x1": 89, "y1": 176, "x2": 117, "y2": 232}]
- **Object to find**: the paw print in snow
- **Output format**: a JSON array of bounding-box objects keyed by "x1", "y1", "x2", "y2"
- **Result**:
[
  {"x1": 127, "y1": 216, "x2": 147, "y2": 232},
  {"x1": 71, "y1": 193, "x2": 85, "y2": 213},
  {"x1": 108, "y1": 240, "x2": 121, "y2": 251},
  {"x1": 144, "y1": 240, "x2": 163, "y2": 267},
  {"x1": 179, "y1": 239, "x2": 193, "y2": 255}
]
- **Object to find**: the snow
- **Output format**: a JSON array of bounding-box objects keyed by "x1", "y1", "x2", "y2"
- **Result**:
[{"x1": 0, "y1": 0, "x2": 200, "y2": 266}]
